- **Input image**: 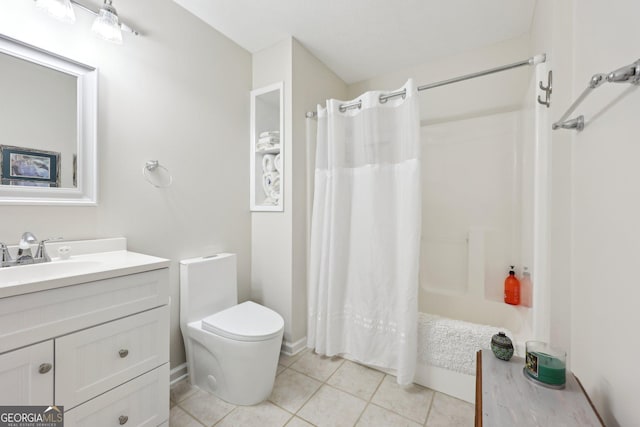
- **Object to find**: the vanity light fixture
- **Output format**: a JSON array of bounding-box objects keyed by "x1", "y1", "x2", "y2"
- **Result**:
[
  {"x1": 35, "y1": 0, "x2": 76, "y2": 23},
  {"x1": 91, "y1": 0, "x2": 122, "y2": 44},
  {"x1": 34, "y1": 0, "x2": 139, "y2": 44}
]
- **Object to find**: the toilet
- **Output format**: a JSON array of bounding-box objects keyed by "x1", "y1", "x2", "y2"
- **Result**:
[{"x1": 179, "y1": 253, "x2": 284, "y2": 405}]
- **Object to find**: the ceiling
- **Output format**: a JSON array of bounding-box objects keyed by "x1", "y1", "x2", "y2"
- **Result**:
[{"x1": 173, "y1": 0, "x2": 537, "y2": 84}]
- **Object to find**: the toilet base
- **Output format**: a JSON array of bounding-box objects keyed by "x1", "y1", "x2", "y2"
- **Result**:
[{"x1": 184, "y1": 322, "x2": 283, "y2": 405}]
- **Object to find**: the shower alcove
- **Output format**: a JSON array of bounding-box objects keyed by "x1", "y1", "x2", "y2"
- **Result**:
[
  {"x1": 304, "y1": 51, "x2": 552, "y2": 403},
  {"x1": 412, "y1": 59, "x2": 552, "y2": 401}
]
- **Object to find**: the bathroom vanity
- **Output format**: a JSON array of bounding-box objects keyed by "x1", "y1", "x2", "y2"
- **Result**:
[{"x1": 0, "y1": 238, "x2": 170, "y2": 427}]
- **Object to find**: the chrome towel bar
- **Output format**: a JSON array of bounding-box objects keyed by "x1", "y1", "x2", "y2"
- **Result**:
[{"x1": 553, "y1": 59, "x2": 640, "y2": 131}]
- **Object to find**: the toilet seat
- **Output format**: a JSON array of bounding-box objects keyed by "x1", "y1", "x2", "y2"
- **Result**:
[{"x1": 202, "y1": 301, "x2": 284, "y2": 342}]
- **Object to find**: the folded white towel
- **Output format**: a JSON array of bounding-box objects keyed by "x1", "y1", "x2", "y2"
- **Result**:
[
  {"x1": 274, "y1": 153, "x2": 282, "y2": 173},
  {"x1": 258, "y1": 136, "x2": 280, "y2": 145},
  {"x1": 262, "y1": 154, "x2": 276, "y2": 173},
  {"x1": 259, "y1": 130, "x2": 280, "y2": 138},
  {"x1": 256, "y1": 142, "x2": 280, "y2": 152}
]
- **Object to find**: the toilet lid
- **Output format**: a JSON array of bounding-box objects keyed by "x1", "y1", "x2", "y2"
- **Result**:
[{"x1": 201, "y1": 301, "x2": 284, "y2": 342}]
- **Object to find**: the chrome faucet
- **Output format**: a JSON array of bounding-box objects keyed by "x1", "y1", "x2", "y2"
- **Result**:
[
  {"x1": 0, "y1": 233, "x2": 62, "y2": 267},
  {"x1": 35, "y1": 238, "x2": 60, "y2": 262},
  {"x1": 0, "y1": 242, "x2": 12, "y2": 265},
  {"x1": 16, "y1": 232, "x2": 38, "y2": 264}
]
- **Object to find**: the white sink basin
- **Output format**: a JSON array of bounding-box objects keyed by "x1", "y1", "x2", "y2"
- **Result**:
[
  {"x1": 0, "y1": 242, "x2": 170, "y2": 298},
  {"x1": 0, "y1": 259, "x2": 104, "y2": 285}
]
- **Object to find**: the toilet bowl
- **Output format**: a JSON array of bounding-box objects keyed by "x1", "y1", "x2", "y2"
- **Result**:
[{"x1": 180, "y1": 254, "x2": 284, "y2": 405}]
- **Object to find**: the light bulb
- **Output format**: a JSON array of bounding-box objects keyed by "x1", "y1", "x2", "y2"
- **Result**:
[
  {"x1": 91, "y1": 0, "x2": 123, "y2": 44},
  {"x1": 35, "y1": 0, "x2": 76, "y2": 23}
]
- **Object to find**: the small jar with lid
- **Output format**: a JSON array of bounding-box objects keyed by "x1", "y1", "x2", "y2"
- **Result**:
[{"x1": 491, "y1": 332, "x2": 514, "y2": 361}]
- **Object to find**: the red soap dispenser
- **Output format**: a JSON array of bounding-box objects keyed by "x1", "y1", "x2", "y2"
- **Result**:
[{"x1": 504, "y1": 266, "x2": 520, "y2": 305}]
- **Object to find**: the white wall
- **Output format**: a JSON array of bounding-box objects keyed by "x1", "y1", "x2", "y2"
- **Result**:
[
  {"x1": 567, "y1": 1, "x2": 640, "y2": 425},
  {"x1": 530, "y1": 0, "x2": 574, "y2": 363},
  {"x1": 251, "y1": 38, "x2": 346, "y2": 351},
  {"x1": 291, "y1": 39, "x2": 347, "y2": 343},
  {"x1": 0, "y1": 0, "x2": 252, "y2": 370},
  {"x1": 251, "y1": 38, "x2": 295, "y2": 345},
  {"x1": 532, "y1": 0, "x2": 640, "y2": 424}
]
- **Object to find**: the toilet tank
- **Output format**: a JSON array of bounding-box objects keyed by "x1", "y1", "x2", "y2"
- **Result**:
[{"x1": 179, "y1": 253, "x2": 238, "y2": 327}]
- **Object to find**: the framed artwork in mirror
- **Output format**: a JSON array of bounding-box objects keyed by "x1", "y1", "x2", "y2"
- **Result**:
[{"x1": 0, "y1": 145, "x2": 60, "y2": 187}]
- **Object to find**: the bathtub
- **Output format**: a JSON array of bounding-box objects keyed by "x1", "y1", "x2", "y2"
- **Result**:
[{"x1": 414, "y1": 290, "x2": 531, "y2": 403}]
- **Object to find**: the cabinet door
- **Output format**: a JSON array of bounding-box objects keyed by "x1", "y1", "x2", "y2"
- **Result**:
[
  {"x1": 0, "y1": 341, "x2": 53, "y2": 405},
  {"x1": 55, "y1": 306, "x2": 169, "y2": 408},
  {"x1": 64, "y1": 364, "x2": 169, "y2": 427}
]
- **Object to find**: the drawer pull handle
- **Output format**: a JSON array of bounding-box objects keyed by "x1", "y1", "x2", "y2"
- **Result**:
[
  {"x1": 118, "y1": 349, "x2": 129, "y2": 358},
  {"x1": 38, "y1": 363, "x2": 52, "y2": 374},
  {"x1": 118, "y1": 415, "x2": 128, "y2": 425}
]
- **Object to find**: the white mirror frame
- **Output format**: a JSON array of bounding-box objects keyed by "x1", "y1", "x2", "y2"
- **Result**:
[{"x1": 0, "y1": 34, "x2": 97, "y2": 206}]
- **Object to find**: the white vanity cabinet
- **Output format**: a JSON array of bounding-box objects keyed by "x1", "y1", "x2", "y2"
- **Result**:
[{"x1": 0, "y1": 250, "x2": 170, "y2": 427}]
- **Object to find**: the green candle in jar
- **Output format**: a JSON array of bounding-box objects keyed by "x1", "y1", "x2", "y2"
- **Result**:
[
  {"x1": 526, "y1": 352, "x2": 566, "y2": 385},
  {"x1": 525, "y1": 341, "x2": 566, "y2": 387}
]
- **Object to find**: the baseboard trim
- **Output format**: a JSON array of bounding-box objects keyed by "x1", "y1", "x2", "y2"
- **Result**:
[
  {"x1": 170, "y1": 363, "x2": 188, "y2": 386},
  {"x1": 281, "y1": 336, "x2": 307, "y2": 356}
]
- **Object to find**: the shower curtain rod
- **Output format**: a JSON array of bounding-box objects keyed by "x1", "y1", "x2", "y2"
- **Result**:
[{"x1": 305, "y1": 53, "x2": 547, "y2": 118}]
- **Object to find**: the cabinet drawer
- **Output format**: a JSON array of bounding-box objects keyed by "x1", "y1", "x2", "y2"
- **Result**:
[
  {"x1": 64, "y1": 363, "x2": 169, "y2": 427},
  {"x1": 56, "y1": 306, "x2": 169, "y2": 408},
  {"x1": 0, "y1": 341, "x2": 53, "y2": 405},
  {"x1": 0, "y1": 269, "x2": 169, "y2": 354}
]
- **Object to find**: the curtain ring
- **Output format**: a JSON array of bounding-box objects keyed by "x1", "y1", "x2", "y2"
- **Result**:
[{"x1": 339, "y1": 100, "x2": 362, "y2": 113}]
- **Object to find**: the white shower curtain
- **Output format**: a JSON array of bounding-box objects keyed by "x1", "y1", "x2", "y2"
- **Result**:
[{"x1": 307, "y1": 79, "x2": 421, "y2": 384}]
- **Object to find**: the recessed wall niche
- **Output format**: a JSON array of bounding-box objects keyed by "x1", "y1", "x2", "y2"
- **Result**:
[{"x1": 250, "y1": 82, "x2": 283, "y2": 212}]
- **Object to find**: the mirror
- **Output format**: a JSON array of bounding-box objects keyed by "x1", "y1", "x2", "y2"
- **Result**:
[{"x1": 0, "y1": 34, "x2": 97, "y2": 205}]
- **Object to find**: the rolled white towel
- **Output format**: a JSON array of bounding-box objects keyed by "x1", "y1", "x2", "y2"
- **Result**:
[
  {"x1": 274, "y1": 153, "x2": 282, "y2": 173},
  {"x1": 262, "y1": 196, "x2": 277, "y2": 206},
  {"x1": 269, "y1": 174, "x2": 281, "y2": 201},
  {"x1": 259, "y1": 130, "x2": 280, "y2": 138},
  {"x1": 262, "y1": 171, "x2": 279, "y2": 197},
  {"x1": 262, "y1": 154, "x2": 276, "y2": 173}
]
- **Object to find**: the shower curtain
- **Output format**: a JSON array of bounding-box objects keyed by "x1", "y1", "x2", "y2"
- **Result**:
[{"x1": 307, "y1": 79, "x2": 421, "y2": 384}]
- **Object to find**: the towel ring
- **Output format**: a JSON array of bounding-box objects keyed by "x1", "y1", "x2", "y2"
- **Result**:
[{"x1": 143, "y1": 160, "x2": 173, "y2": 188}]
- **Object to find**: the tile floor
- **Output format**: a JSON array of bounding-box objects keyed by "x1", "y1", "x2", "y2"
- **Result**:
[{"x1": 169, "y1": 349, "x2": 474, "y2": 427}]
